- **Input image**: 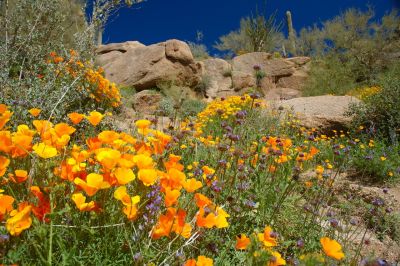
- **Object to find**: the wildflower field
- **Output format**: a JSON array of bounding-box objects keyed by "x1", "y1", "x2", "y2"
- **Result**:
[
  {"x1": 1, "y1": 78, "x2": 399, "y2": 265},
  {"x1": 1, "y1": 1, "x2": 400, "y2": 265}
]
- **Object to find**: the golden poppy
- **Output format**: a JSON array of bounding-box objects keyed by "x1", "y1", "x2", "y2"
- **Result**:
[
  {"x1": 74, "y1": 173, "x2": 110, "y2": 196},
  {"x1": 258, "y1": 226, "x2": 278, "y2": 248},
  {"x1": 235, "y1": 234, "x2": 251, "y2": 250},
  {"x1": 6, "y1": 204, "x2": 32, "y2": 236},
  {"x1": 320, "y1": 237, "x2": 345, "y2": 260},
  {"x1": 28, "y1": 108, "x2": 41, "y2": 117},
  {"x1": 86, "y1": 111, "x2": 104, "y2": 126},
  {"x1": 0, "y1": 155, "x2": 10, "y2": 177},
  {"x1": 137, "y1": 168, "x2": 158, "y2": 186},
  {"x1": 32, "y1": 143, "x2": 58, "y2": 159},
  {"x1": 68, "y1": 112, "x2": 84, "y2": 125}
]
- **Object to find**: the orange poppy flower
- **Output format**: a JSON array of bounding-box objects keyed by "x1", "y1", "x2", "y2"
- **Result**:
[
  {"x1": 114, "y1": 186, "x2": 140, "y2": 220},
  {"x1": 320, "y1": 237, "x2": 345, "y2": 260},
  {"x1": 184, "y1": 256, "x2": 213, "y2": 266},
  {"x1": 164, "y1": 154, "x2": 184, "y2": 171},
  {"x1": 0, "y1": 194, "x2": 14, "y2": 220},
  {"x1": 95, "y1": 148, "x2": 121, "y2": 170},
  {"x1": 11, "y1": 131, "x2": 34, "y2": 158},
  {"x1": 151, "y1": 208, "x2": 191, "y2": 239},
  {"x1": 258, "y1": 226, "x2": 278, "y2": 248},
  {"x1": 137, "y1": 168, "x2": 158, "y2": 186},
  {"x1": 235, "y1": 234, "x2": 251, "y2": 250},
  {"x1": 135, "y1": 119, "x2": 151, "y2": 135},
  {"x1": 28, "y1": 108, "x2": 41, "y2": 117},
  {"x1": 6, "y1": 204, "x2": 32, "y2": 236},
  {"x1": 0, "y1": 156, "x2": 10, "y2": 177},
  {"x1": 30, "y1": 186, "x2": 51, "y2": 222},
  {"x1": 133, "y1": 154, "x2": 154, "y2": 169},
  {"x1": 32, "y1": 120, "x2": 53, "y2": 136},
  {"x1": 196, "y1": 206, "x2": 229, "y2": 229},
  {"x1": 86, "y1": 111, "x2": 104, "y2": 126},
  {"x1": 0, "y1": 131, "x2": 12, "y2": 153},
  {"x1": 267, "y1": 251, "x2": 286, "y2": 266},
  {"x1": 164, "y1": 187, "x2": 181, "y2": 207},
  {"x1": 98, "y1": 130, "x2": 120, "y2": 144},
  {"x1": 68, "y1": 112, "x2": 84, "y2": 125},
  {"x1": 74, "y1": 173, "x2": 111, "y2": 196},
  {"x1": 13, "y1": 170, "x2": 28, "y2": 183},
  {"x1": 183, "y1": 178, "x2": 203, "y2": 193},
  {"x1": 194, "y1": 193, "x2": 212, "y2": 208},
  {"x1": 54, "y1": 123, "x2": 76, "y2": 137},
  {"x1": 0, "y1": 107, "x2": 12, "y2": 130},
  {"x1": 71, "y1": 193, "x2": 98, "y2": 212},
  {"x1": 113, "y1": 167, "x2": 135, "y2": 185},
  {"x1": 32, "y1": 143, "x2": 58, "y2": 159}
]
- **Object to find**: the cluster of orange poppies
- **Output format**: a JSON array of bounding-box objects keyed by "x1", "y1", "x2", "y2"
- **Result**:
[
  {"x1": 48, "y1": 50, "x2": 121, "y2": 108},
  {"x1": 0, "y1": 103, "x2": 229, "y2": 266},
  {"x1": 0, "y1": 92, "x2": 352, "y2": 264}
]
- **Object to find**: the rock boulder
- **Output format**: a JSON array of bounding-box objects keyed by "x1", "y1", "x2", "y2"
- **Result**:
[
  {"x1": 96, "y1": 39, "x2": 202, "y2": 90},
  {"x1": 279, "y1": 95, "x2": 360, "y2": 132},
  {"x1": 200, "y1": 58, "x2": 234, "y2": 100}
]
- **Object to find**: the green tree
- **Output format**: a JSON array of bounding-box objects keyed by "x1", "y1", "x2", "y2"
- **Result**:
[
  {"x1": 298, "y1": 8, "x2": 400, "y2": 95},
  {"x1": 215, "y1": 11, "x2": 283, "y2": 55}
]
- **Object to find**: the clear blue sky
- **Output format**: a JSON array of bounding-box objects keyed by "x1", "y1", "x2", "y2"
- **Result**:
[{"x1": 102, "y1": 0, "x2": 399, "y2": 55}]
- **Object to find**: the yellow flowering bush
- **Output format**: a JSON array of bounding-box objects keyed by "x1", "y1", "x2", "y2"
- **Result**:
[{"x1": 346, "y1": 85, "x2": 381, "y2": 100}]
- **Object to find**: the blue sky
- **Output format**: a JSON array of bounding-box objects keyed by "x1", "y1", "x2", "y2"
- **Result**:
[{"x1": 102, "y1": 0, "x2": 399, "y2": 55}]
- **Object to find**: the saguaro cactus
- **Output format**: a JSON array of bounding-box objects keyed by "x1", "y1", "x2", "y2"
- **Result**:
[{"x1": 286, "y1": 11, "x2": 296, "y2": 56}]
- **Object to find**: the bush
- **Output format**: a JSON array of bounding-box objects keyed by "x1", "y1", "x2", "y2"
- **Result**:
[
  {"x1": 188, "y1": 42, "x2": 209, "y2": 60},
  {"x1": 302, "y1": 57, "x2": 357, "y2": 96},
  {"x1": 194, "y1": 75, "x2": 211, "y2": 96},
  {"x1": 0, "y1": 0, "x2": 133, "y2": 124},
  {"x1": 180, "y1": 99, "x2": 206, "y2": 117},
  {"x1": 215, "y1": 11, "x2": 284, "y2": 55},
  {"x1": 348, "y1": 63, "x2": 400, "y2": 142},
  {"x1": 156, "y1": 97, "x2": 174, "y2": 117},
  {"x1": 298, "y1": 8, "x2": 400, "y2": 96}
]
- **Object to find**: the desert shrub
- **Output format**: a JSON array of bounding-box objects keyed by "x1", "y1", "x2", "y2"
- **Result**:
[
  {"x1": 346, "y1": 85, "x2": 381, "y2": 100},
  {"x1": 349, "y1": 138, "x2": 400, "y2": 183},
  {"x1": 188, "y1": 42, "x2": 209, "y2": 60},
  {"x1": 0, "y1": 0, "x2": 132, "y2": 124},
  {"x1": 156, "y1": 96, "x2": 174, "y2": 117},
  {"x1": 215, "y1": 10, "x2": 284, "y2": 55},
  {"x1": 180, "y1": 99, "x2": 206, "y2": 118},
  {"x1": 299, "y1": 8, "x2": 400, "y2": 96},
  {"x1": 303, "y1": 57, "x2": 357, "y2": 96},
  {"x1": 194, "y1": 75, "x2": 211, "y2": 96},
  {"x1": 348, "y1": 63, "x2": 400, "y2": 142}
]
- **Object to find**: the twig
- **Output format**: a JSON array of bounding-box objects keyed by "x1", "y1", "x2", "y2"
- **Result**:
[{"x1": 51, "y1": 223, "x2": 125, "y2": 229}]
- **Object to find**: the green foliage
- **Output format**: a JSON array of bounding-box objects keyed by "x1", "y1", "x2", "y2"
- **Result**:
[
  {"x1": 298, "y1": 8, "x2": 400, "y2": 95},
  {"x1": 303, "y1": 57, "x2": 357, "y2": 96},
  {"x1": 156, "y1": 97, "x2": 174, "y2": 116},
  {"x1": 348, "y1": 63, "x2": 400, "y2": 142},
  {"x1": 215, "y1": 11, "x2": 284, "y2": 55},
  {"x1": 0, "y1": 0, "x2": 123, "y2": 124},
  {"x1": 194, "y1": 75, "x2": 211, "y2": 96},
  {"x1": 349, "y1": 138, "x2": 400, "y2": 183},
  {"x1": 180, "y1": 99, "x2": 206, "y2": 118},
  {"x1": 188, "y1": 42, "x2": 209, "y2": 60}
]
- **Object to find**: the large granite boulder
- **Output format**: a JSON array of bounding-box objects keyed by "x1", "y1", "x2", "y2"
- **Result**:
[
  {"x1": 96, "y1": 39, "x2": 202, "y2": 90},
  {"x1": 279, "y1": 95, "x2": 360, "y2": 132},
  {"x1": 265, "y1": 88, "x2": 301, "y2": 101},
  {"x1": 200, "y1": 58, "x2": 234, "y2": 100},
  {"x1": 276, "y1": 70, "x2": 309, "y2": 90},
  {"x1": 231, "y1": 52, "x2": 308, "y2": 94}
]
